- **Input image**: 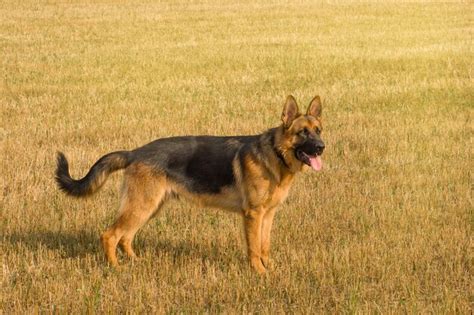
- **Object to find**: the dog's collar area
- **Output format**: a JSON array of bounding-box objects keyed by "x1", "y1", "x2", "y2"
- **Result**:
[
  {"x1": 275, "y1": 148, "x2": 289, "y2": 169},
  {"x1": 270, "y1": 133, "x2": 290, "y2": 169}
]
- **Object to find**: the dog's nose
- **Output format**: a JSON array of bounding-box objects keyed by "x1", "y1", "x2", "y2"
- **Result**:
[{"x1": 315, "y1": 143, "x2": 325, "y2": 155}]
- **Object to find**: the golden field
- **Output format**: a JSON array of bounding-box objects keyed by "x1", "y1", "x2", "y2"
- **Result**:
[{"x1": 1, "y1": 1, "x2": 472, "y2": 313}]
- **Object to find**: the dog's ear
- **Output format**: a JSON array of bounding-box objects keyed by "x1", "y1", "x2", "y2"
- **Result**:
[
  {"x1": 281, "y1": 95, "x2": 299, "y2": 128},
  {"x1": 307, "y1": 95, "x2": 322, "y2": 119}
]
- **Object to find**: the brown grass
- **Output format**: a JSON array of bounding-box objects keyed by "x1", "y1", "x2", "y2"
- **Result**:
[{"x1": 1, "y1": 0, "x2": 472, "y2": 313}]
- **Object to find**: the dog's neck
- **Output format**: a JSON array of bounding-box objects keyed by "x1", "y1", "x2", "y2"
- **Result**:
[
  {"x1": 267, "y1": 126, "x2": 301, "y2": 175},
  {"x1": 271, "y1": 138, "x2": 290, "y2": 169}
]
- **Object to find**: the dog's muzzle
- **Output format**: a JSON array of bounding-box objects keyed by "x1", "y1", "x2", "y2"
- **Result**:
[{"x1": 295, "y1": 140, "x2": 325, "y2": 171}]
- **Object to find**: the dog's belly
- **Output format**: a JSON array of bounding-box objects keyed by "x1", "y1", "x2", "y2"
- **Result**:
[{"x1": 173, "y1": 184, "x2": 243, "y2": 213}]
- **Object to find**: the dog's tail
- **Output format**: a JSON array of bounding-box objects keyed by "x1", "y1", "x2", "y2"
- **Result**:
[{"x1": 55, "y1": 151, "x2": 132, "y2": 197}]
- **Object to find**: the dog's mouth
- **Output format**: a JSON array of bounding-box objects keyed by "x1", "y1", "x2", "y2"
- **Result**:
[{"x1": 296, "y1": 150, "x2": 323, "y2": 171}]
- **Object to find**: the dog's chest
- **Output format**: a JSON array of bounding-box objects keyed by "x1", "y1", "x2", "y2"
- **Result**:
[
  {"x1": 266, "y1": 175, "x2": 294, "y2": 208},
  {"x1": 246, "y1": 172, "x2": 294, "y2": 209}
]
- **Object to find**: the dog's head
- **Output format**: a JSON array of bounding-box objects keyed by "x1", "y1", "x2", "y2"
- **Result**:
[{"x1": 279, "y1": 95, "x2": 325, "y2": 172}]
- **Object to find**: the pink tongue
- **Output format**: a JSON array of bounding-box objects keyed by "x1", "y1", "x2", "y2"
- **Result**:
[{"x1": 309, "y1": 156, "x2": 322, "y2": 171}]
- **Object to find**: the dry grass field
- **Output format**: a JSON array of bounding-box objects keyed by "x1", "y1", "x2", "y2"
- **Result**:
[{"x1": 1, "y1": 0, "x2": 472, "y2": 313}]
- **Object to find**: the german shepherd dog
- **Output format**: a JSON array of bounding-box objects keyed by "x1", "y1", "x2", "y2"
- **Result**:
[{"x1": 55, "y1": 95, "x2": 325, "y2": 273}]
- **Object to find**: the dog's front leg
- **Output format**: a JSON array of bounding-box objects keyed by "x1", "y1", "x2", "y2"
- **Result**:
[
  {"x1": 243, "y1": 207, "x2": 266, "y2": 274},
  {"x1": 260, "y1": 207, "x2": 277, "y2": 269}
]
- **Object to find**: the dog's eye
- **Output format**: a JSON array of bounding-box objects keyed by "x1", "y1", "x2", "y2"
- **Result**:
[
  {"x1": 315, "y1": 127, "x2": 321, "y2": 135},
  {"x1": 299, "y1": 128, "x2": 309, "y2": 137}
]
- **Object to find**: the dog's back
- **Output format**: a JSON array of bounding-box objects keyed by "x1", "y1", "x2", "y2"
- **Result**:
[{"x1": 131, "y1": 135, "x2": 259, "y2": 194}]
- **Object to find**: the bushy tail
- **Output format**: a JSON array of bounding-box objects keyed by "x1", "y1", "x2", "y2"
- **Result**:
[{"x1": 55, "y1": 151, "x2": 132, "y2": 197}]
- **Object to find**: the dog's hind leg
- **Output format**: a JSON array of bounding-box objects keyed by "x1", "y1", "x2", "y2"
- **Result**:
[
  {"x1": 100, "y1": 164, "x2": 167, "y2": 266},
  {"x1": 117, "y1": 188, "x2": 166, "y2": 260}
]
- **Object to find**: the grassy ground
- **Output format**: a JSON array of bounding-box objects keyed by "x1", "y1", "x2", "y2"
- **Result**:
[{"x1": 1, "y1": 0, "x2": 472, "y2": 313}]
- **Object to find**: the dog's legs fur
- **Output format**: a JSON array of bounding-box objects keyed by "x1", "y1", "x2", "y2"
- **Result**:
[
  {"x1": 101, "y1": 164, "x2": 166, "y2": 266},
  {"x1": 243, "y1": 207, "x2": 266, "y2": 274},
  {"x1": 260, "y1": 207, "x2": 276, "y2": 268}
]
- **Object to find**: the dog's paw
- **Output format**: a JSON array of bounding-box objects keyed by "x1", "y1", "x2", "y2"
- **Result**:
[
  {"x1": 260, "y1": 256, "x2": 274, "y2": 270},
  {"x1": 250, "y1": 257, "x2": 267, "y2": 274}
]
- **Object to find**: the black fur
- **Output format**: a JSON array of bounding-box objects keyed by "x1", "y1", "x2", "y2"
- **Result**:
[{"x1": 131, "y1": 135, "x2": 259, "y2": 193}]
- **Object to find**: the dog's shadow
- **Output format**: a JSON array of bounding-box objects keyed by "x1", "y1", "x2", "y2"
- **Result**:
[
  {"x1": 4, "y1": 229, "x2": 101, "y2": 259},
  {"x1": 4, "y1": 230, "x2": 241, "y2": 267},
  {"x1": 145, "y1": 238, "x2": 243, "y2": 267}
]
